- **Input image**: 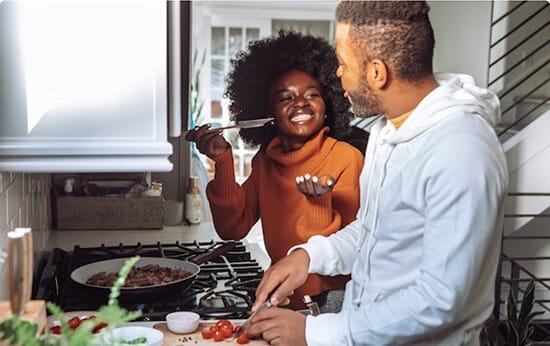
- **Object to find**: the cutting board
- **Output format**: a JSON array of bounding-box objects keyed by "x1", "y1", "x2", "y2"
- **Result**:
[
  {"x1": 153, "y1": 322, "x2": 269, "y2": 346},
  {"x1": 0, "y1": 300, "x2": 47, "y2": 346}
]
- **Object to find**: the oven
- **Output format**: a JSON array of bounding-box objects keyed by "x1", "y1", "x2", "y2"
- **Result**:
[{"x1": 34, "y1": 240, "x2": 264, "y2": 321}]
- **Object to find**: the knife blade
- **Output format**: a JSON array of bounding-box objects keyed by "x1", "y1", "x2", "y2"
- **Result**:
[
  {"x1": 233, "y1": 301, "x2": 272, "y2": 340},
  {"x1": 185, "y1": 117, "x2": 275, "y2": 134}
]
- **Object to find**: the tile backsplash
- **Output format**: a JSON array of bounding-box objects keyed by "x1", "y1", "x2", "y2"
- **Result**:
[{"x1": 0, "y1": 172, "x2": 51, "y2": 300}]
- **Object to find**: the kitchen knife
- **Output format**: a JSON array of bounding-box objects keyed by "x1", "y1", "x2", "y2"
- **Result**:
[
  {"x1": 233, "y1": 301, "x2": 272, "y2": 340},
  {"x1": 185, "y1": 117, "x2": 275, "y2": 134}
]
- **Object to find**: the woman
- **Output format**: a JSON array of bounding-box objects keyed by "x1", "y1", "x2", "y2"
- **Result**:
[{"x1": 185, "y1": 31, "x2": 365, "y2": 311}]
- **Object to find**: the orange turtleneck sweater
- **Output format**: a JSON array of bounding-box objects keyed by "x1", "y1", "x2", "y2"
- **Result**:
[{"x1": 206, "y1": 127, "x2": 364, "y2": 308}]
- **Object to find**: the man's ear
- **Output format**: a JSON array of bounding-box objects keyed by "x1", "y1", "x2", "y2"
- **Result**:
[{"x1": 366, "y1": 59, "x2": 388, "y2": 90}]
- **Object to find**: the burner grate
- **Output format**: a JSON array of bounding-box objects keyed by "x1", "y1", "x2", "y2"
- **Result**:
[{"x1": 35, "y1": 240, "x2": 263, "y2": 320}]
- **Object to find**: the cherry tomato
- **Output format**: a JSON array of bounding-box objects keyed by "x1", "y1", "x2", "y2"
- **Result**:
[
  {"x1": 213, "y1": 329, "x2": 224, "y2": 342},
  {"x1": 236, "y1": 331, "x2": 250, "y2": 344},
  {"x1": 201, "y1": 327, "x2": 213, "y2": 339},
  {"x1": 49, "y1": 325, "x2": 62, "y2": 335},
  {"x1": 233, "y1": 324, "x2": 242, "y2": 333},
  {"x1": 215, "y1": 319, "x2": 233, "y2": 330},
  {"x1": 220, "y1": 324, "x2": 233, "y2": 338},
  {"x1": 209, "y1": 325, "x2": 218, "y2": 333},
  {"x1": 67, "y1": 316, "x2": 81, "y2": 329},
  {"x1": 92, "y1": 322, "x2": 108, "y2": 334}
]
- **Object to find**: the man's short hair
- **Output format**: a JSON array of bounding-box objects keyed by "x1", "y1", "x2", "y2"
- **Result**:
[{"x1": 336, "y1": 0, "x2": 435, "y2": 82}]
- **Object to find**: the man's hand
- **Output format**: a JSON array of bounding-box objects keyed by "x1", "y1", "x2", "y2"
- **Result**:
[
  {"x1": 296, "y1": 174, "x2": 336, "y2": 197},
  {"x1": 184, "y1": 124, "x2": 230, "y2": 158},
  {"x1": 253, "y1": 249, "x2": 310, "y2": 310},
  {"x1": 247, "y1": 307, "x2": 307, "y2": 346}
]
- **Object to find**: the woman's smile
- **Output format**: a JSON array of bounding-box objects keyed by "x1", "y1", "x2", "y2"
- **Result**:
[{"x1": 268, "y1": 69, "x2": 326, "y2": 151}]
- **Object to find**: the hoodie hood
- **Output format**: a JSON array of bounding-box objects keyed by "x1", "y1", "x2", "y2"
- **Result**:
[{"x1": 387, "y1": 73, "x2": 501, "y2": 145}]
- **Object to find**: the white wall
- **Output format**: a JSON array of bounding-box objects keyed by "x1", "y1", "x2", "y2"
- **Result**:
[{"x1": 429, "y1": 1, "x2": 493, "y2": 87}]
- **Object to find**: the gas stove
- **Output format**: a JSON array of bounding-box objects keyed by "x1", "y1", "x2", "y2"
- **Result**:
[{"x1": 34, "y1": 240, "x2": 264, "y2": 321}]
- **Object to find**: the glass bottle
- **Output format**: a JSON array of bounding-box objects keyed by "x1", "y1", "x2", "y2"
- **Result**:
[{"x1": 185, "y1": 176, "x2": 201, "y2": 224}]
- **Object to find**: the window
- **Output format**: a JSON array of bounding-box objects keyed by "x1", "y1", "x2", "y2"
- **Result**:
[{"x1": 191, "y1": 2, "x2": 336, "y2": 183}]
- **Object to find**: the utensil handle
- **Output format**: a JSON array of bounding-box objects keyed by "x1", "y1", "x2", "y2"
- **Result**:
[
  {"x1": 187, "y1": 241, "x2": 237, "y2": 265},
  {"x1": 7, "y1": 231, "x2": 26, "y2": 315},
  {"x1": 18, "y1": 228, "x2": 33, "y2": 304}
]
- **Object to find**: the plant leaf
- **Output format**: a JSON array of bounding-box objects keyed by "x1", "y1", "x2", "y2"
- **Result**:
[
  {"x1": 505, "y1": 288, "x2": 518, "y2": 324},
  {"x1": 518, "y1": 281, "x2": 536, "y2": 330}
]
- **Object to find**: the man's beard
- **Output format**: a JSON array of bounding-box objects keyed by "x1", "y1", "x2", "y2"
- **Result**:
[{"x1": 348, "y1": 79, "x2": 383, "y2": 118}]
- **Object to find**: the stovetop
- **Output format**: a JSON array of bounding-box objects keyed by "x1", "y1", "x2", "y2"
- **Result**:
[{"x1": 34, "y1": 240, "x2": 264, "y2": 321}]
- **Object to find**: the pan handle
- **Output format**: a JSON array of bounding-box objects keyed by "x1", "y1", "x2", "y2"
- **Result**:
[{"x1": 187, "y1": 241, "x2": 237, "y2": 265}]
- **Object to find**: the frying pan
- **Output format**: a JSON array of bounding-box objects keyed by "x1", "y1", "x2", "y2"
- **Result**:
[{"x1": 70, "y1": 241, "x2": 237, "y2": 299}]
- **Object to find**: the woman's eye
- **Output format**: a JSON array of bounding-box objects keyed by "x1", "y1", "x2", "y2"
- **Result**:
[
  {"x1": 305, "y1": 93, "x2": 321, "y2": 99},
  {"x1": 279, "y1": 96, "x2": 292, "y2": 102}
]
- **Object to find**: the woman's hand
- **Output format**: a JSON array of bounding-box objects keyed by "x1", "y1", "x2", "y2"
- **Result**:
[
  {"x1": 184, "y1": 124, "x2": 230, "y2": 158},
  {"x1": 296, "y1": 174, "x2": 336, "y2": 197}
]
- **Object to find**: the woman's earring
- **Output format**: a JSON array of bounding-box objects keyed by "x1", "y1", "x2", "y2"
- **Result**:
[{"x1": 324, "y1": 114, "x2": 328, "y2": 119}]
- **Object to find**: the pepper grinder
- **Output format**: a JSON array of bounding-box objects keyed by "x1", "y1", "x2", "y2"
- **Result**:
[{"x1": 303, "y1": 295, "x2": 320, "y2": 316}]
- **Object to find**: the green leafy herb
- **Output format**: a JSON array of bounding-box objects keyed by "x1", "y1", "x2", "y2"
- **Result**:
[
  {"x1": 119, "y1": 336, "x2": 147, "y2": 344},
  {"x1": 0, "y1": 256, "x2": 142, "y2": 346}
]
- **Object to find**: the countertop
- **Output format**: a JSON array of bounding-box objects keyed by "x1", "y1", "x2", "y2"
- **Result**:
[{"x1": 46, "y1": 222, "x2": 271, "y2": 270}]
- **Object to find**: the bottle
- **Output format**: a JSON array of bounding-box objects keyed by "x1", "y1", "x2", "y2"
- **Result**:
[
  {"x1": 64, "y1": 178, "x2": 75, "y2": 196},
  {"x1": 185, "y1": 176, "x2": 201, "y2": 224}
]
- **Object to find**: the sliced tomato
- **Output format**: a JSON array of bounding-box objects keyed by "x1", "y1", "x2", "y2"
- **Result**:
[
  {"x1": 67, "y1": 316, "x2": 81, "y2": 329},
  {"x1": 213, "y1": 329, "x2": 224, "y2": 342},
  {"x1": 215, "y1": 319, "x2": 233, "y2": 330},
  {"x1": 201, "y1": 327, "x2": 213, "y2": 339},
  {"x1": 92, "y1": 322, "x2": 108, "y2": 334},
  {"x1": 49, "y1": 325, "x2": 62, "y2": 335},
  {"x1": 220, "y1": 324, "x2": 233, "y2": 338},
  {"x1": 233, "y1": 324, "x2": 242, "y2": 333},
  {"x1": 236, "y1": 331, "x2": 250, "y2": 344}
]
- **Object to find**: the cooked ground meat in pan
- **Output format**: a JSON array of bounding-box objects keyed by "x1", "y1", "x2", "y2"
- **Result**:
[{"x1": 86, "y1": 264, "x2": 193, "y2": 287}]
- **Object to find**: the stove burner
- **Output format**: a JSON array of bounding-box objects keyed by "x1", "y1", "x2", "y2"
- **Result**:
[{"x1": 35, "y1": 240, "x2": 263, "y2": 321}]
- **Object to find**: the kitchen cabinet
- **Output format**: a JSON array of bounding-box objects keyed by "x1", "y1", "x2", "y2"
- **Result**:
[{"x1": 0, "y1": 1, "x2": 189, "y2": 173}]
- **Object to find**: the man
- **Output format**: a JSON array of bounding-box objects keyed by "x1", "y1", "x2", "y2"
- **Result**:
[{"x1": 247, "y1": 1, "x2": 508, "y2": 346}]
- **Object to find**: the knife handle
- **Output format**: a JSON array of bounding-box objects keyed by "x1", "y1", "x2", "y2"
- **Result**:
[{"x1": 7, "y1": 231, "x2": 26, "y2": 315}]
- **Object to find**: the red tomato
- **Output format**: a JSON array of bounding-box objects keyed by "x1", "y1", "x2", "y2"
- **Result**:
[
  {"x1": 92, "y1": 322, "x2": 108, "y2": 334},
  {"x1": 236, "y1": 331, "x2": 250, "y2": 344},
  {"x1": 209, "y1": 325, "x2": 218, "y2": 333},
  {"x1": 49, "y1": 325, "x2": 62, "y2": 335},
  {"x1": 67, "y1": 316, "x2": 81, "y2": 329},
  {"x1": 201, "y1": 327, "x2": 213, "y2": 339},
  {"x1": 220, "y1": 324, "x2": 233, "y2": 338},
  {"x1": 233, "y1": 325, "x2": 242, "y2": 333},
  {"x1": 213, "y1": 329, "x2": 224, "y2": 342},
  {"x1": 215, "y1": 319, "x2": 233, "y2": 330}
]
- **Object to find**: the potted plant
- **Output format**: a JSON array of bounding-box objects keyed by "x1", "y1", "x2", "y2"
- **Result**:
[
  {"x1": 0, "y1": 257, "x2": 142, "y2": 346},
  {"x1": 481, "y1": 280, "x2": 544, "y2": 346}
]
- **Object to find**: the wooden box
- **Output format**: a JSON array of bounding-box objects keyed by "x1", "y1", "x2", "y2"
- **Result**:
[{"x1": 55, "y1": 196, "x2": 163, "y2": 230}]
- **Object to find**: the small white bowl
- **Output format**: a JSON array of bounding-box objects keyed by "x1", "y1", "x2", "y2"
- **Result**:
[
  {"x1": 165, "y1": 311, "x2": 200, "y2": 334},
  {"x1": 102, "y1": 326, "x2": 163, "y2": 346}
]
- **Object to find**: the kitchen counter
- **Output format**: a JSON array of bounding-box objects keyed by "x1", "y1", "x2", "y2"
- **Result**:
[{"x1": 46, "y1": 222, "x2": 271, "y2": 270}]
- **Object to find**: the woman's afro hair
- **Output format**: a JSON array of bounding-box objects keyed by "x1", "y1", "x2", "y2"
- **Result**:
[{"x1": 224, "y1": 30, "x2": 354, "y2": 149}]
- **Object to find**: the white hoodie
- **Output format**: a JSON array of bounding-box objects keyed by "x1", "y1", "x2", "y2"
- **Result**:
[{"x1": 295, "y1": 74, "x2": 509, "y2": 345}]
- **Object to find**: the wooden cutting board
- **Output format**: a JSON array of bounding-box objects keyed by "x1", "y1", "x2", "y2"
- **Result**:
[{"x1": 153, "y1": 322, "x2": 269, "y2": 346}]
